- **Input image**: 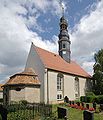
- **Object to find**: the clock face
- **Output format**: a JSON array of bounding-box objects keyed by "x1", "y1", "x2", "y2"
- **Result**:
[{"x1": 63, "y1": 51, "x2": 66, "y2": 54}]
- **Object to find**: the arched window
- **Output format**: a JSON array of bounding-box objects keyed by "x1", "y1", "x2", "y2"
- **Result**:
[
  {"x1": 57, "y1": 73, "x2": 64, "y2": 91},
  {"x1": 75, "y1": 77, "x2": 79, "y2": 98},
  {"x1": 57, "y1": 73, "x2": 64, "y2": 100}
]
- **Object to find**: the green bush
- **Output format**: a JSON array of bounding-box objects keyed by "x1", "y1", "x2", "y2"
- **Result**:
[
  {"x1": 85, "y1": 92, "x2": 95, "y2": 96},
  {"x1": 95, "y1": 95, "x2": 103, "y2": 104},
  {"x1": 80, "y1": 96, "x2": 87, "y2": 102},
  {"x1": 19, "y1": 100, "x2": 28, "y2": 105},
  {"x1": 80, "y1": 96, "x2": 96, "y2": 103},
  {"x1": 86, "y1": 96, "x2": 96, "y2": 103}
]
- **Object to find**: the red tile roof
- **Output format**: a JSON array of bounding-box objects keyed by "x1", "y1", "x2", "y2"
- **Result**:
[{"x1": 34, "y1": 45, "x2": 91, "y2": 78}]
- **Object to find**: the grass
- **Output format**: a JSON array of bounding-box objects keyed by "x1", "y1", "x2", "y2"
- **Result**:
[{"x1": 52, "y1": 104, "x2": 103, "y2": 120}]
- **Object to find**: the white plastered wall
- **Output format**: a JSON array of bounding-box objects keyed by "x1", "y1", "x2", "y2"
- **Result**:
[
  {"x1": 45, "y1": 70, "x2": 88, "y2": 103},
  {"x1": 46, "y1": 70, "x2": 76, "y2": 103},
  {"x1": 79, "y1": 77, "x2": 87, "y2": 96},
  {"x1": 64, "y1": 75, "x2": 75, "y2": 100},
  {"x1": 47, "y1": 71, "x2": 57, "y2": 104},
  {"x1": 25, "y1": 44, "x2": 45, "y2": 103}
]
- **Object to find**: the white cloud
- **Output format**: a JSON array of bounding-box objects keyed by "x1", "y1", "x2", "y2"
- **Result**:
[
  {"x1": 0, "y1": 0, "x2": 103, "y2": 83},
  {"x1": 71, "y1": 0, "x2": 103, "y2": 75},
  {"x1": 0, "y1": 0, "x2": 60, "y2": 83},
  {"x1": 31, "y1": 33, "x2": 58, "y2": 53},
  {"x1": 82, "y1": 61, "x2": 95, "y2": 75}
]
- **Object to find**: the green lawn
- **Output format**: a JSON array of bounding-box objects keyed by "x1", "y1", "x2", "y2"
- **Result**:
[{"x1": 52, "y1": 104, "x2": 103, "y2": 120}]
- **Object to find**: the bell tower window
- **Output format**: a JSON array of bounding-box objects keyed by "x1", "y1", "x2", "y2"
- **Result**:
[
  {"x1": 63, "y1": 44, "x2": 65, "y2": 48},
  {"x1": 63, "y1": 51, "x2": 66, "y2": 55}
]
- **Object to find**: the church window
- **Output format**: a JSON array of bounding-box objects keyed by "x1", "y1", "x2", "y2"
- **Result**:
[
  {"x1": 57, "y1": 73, "x2": 64, "y2": 91},
  {"x1": 57, "y1": 94, "x2": 62, "y2": 100},
  {"x1": 75, "y1": 77, "x2": 79, "y2": 98}
]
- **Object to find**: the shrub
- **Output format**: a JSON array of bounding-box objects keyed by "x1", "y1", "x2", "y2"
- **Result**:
[
  {"x1": 19, "y1": 100, "x2": 28, "y2": 106},
  {"x1": 80, "y1": 96, "x2": 87, "y2": 102},
  {"x1": 80, "y1": 96, "x2": 96, "y2": 103},
  {"x1": 86, "y1": 96, "x2": 96, "y2": 103},
  {"x1": 85, "y1": 92, "x2": 95, "y2": 96},
  {"x1": 95, "y1": 95, "x2": 103, "y2": 104}
]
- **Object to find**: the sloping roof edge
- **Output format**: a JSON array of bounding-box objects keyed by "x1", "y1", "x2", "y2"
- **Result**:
[{"x1": 33, "y1": 44, "x2": 91, "y2": 78}]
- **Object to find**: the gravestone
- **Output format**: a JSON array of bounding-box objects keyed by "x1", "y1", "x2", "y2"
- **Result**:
[
  {"x1": 69, "y1": 101, "x2": 71, "y2": 105},
  {"x1": 86, "y1": 104, "x2": 89, "y2": 109},
  {"x1": 93, "y1": 102, "x2": 96, "y2": 110},
  {"x1": 77, "y1": 102, "x2": 80, "y2": 106},
  {"x1": 81, "y1": 102, "x2": 84, "y2": 108},
  {"x1": 83, "y1": 110, "x2": 94, "y2": 120},
  {"x1": 72, "y1": 101, "x2": 74, "y2": 105},
  {"x1": 57, "y1": 107, "x2": 68, "y2": 119},
  {"x1": 0, "y1": 104, "x2": 8, "y2": 120},
  {"x1": 100, "y1": 104, "x2": 103, "y2": 112},
  {"x1": 64, "y1": 96, "x2": 69, "y2": 103}
]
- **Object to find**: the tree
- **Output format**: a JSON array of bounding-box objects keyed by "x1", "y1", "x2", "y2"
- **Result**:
[{"x1": 92, "y1": 49, "x2": 103, "y2": 95}]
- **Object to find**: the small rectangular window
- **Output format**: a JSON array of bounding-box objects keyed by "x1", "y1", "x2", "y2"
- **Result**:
[
  {"x1": 57, "y1": 94, "x2": 62, "y2": 100},
  {"x1": 63, "y1": 44, "x2": 65, "y2": 48}
]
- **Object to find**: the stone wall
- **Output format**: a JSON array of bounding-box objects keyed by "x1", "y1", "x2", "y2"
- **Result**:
[
  {"x1": 0, "y1": 91, "x2": 3, "y2": 99},
  {"x1": 25, "y1": 86, "x2": 40, "y2": 103},
  {"x1": 25, "y1": 44, "x2": 45, "y2": 103}
]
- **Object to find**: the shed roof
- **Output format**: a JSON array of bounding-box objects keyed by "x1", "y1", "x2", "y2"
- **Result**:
[{"x1": 4, "y1": 68, "x2": 40, "y2": 86}]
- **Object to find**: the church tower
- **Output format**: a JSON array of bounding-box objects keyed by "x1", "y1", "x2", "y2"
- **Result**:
[{"x1": 58, "y1": 11, "x2": 71, "y2": 63}]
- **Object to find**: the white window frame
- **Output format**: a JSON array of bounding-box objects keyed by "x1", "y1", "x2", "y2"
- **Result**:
[
  {"x1": 57, "y1": 94, "x2": 62, "y2": 100},
  {"x1": 75, "y1": 77, "x2": 79, "y2": 98},
  {"x1": 57, "y1": 75, "x2": 63, "y2": 91}
]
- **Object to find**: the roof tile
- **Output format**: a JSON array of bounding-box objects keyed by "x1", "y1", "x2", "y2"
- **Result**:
[
  {"x1": 35, "y1": 46, "x2": 91, "y2": 78},
  {"x1": 4, "y1": 68, "x2": 40, "y2": 86}
]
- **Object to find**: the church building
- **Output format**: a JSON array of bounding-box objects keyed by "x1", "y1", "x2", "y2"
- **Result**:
[
  {"x1": 25, "y1": 15, "x2": 92, "y2": 104},
  {"x1": 3, "y1": 15, "x2": 92, "y2": 104}
]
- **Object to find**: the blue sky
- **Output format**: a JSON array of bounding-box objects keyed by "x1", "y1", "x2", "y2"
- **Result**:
[
  {"x1": 26, "y1": 0, "x2": 97, "y2": 40},
  {"x1": 0, "y1": 0, "x2": 103, "y2": 83}
]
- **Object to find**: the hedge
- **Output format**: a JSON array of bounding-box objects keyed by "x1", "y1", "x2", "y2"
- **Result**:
[
  {"x1": 85, "y1": 92, "x2": 95, "y2": 96},
  {"x1": 80, "y1": 95, "x2": 103, "y2": 104},
  {"x1": 95, "y1": 95, "x2": 103, "y2": 104},
  {"x1": 80, "y1": 96, "x2": 95, "y2": 103}
]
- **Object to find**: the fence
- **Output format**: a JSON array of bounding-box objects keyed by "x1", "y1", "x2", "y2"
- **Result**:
[{"x1": 0, "y1": 103, "x2": 52, "y2": 120}]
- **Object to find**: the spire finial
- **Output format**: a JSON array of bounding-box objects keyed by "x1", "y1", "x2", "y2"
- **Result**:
[{"x1": 59, "y1": 0, "x2": 64, "y2": 17}]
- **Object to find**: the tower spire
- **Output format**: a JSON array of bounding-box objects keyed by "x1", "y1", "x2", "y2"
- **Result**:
[
  {"x1": 58, "y1": 1, "x2": 71, "y2": 63},
  {"x1": 60, "y1": 0, "x2": 64, "y2": 17},
  {"x1": 61, "y1": 2, "x2": 64, "y2": 16}
]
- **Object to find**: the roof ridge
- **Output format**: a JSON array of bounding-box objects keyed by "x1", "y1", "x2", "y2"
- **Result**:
[
  {"x1": 36, "y1": 45, "x2": 58, "y2": 56},
  {"x1": 32, "y1": 44, "x2": 91, "y2": 78},
  {"x1": 32, "y1": 44, "x2": 46, "y2": 67}
]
